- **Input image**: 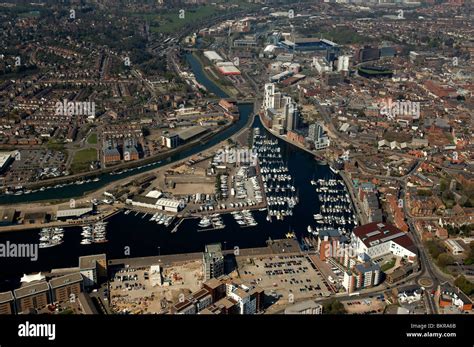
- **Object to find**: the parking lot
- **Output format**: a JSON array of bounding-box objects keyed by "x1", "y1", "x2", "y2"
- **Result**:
[
  {"x1": 2, "y1": 149, "x2": 67, "y2": 186},
  {"x1": 237, "y1": 255, "x2": 333, "y2": 307}
]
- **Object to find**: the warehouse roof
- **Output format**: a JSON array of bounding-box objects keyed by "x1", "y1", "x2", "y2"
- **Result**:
[
  {"x1": 145, "y1": 190, "x2": 163, "y2": 199},
  {"x1": 176, "y1": 126, "x2": 207, "y2": 141},
  {"x1": 79, "y1": 254, "x2": 106, "y2": 271},
  {"x1": 156, "y1": 198, "x2": 181, "y2": 208},
  {"x1": 0, "y1": 291, "x2": 14, "y2": 304},
  {"x1": 14, "y1": 281, "x2": 49, "y2": 299},
  {"x1": 57, "y1": 207, "x2": 93, "y2": 218},
  {"x1": 217, "y1": 65, "x2": 241, "y2": 75},
  {"x1": 203, "y1": 51, "x2": 223, "y2": 62},
  {"x1": 49, "y1": 272, "x2": 83, "y2": 289}
]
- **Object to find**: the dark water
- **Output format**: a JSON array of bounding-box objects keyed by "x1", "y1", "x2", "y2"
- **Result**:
[
  {"x1": 0, "y1": 51, "x2": 342, "y2": 291},
  {"x1": 185, "y1": 53, "x2": 228, "y2": 98},
  {"x1": 0, "y1": 116, "x2": 338, "y2": 291}
]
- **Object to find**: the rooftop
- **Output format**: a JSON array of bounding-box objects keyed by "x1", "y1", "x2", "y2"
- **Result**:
[
  {"x1": 49, "y1": 272, "x2": 83, "y2": 289},
  {"x1": 0, "y1": 291, "x2": 14, "y2": 304},
  {"x1": 14, "y1": 281, "x2": 49, "y2": 299},
  {"x1": 353, "y1": 222, "x2": 416, "y2": 252},
  {"x1": 79, "y1": 254, "x2": 106, "y2": 271}
]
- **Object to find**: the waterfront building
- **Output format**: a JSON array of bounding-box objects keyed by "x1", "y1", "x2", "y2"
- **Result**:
[
  {"x1": 0, "y1": 209, "x2": 16, "y2": 226},
  {"x1": 284, "y1": 96, "x2": 299, "y2": 132},
  {"x1": 49, "y1": 272, "x2": 83, "y2": 303},
  {"x1": 203, "y1": 51, "x2": 224, "y2": 63},
  {"x1": 161, "y1": 133, "x2": 180, "y2": 149},
  {"x1": 123, "y1": 138, "x2": 139, "y2": 161},
  {"x1": 56, "y1": 206, "x2": 94, "y2": 220},
  {"x1": 103, "y1": 139, "x2": 121, "y2": 164},
  {"x1": 0, "y1": 291, "x2": 15, "y2": 314},
  {"x1": 0, "y1": 151, "x2": 14, "y2": 174},
  {"x1": 79, "y1": 254, "x2": 107, "y2": 288},
  {"x1": 216, "y1": 62, "x2": 241, "y2": 75},
  {"x1": 203, "y1": 243, "x2": 224, "y2": 280},
  {"x1": 264, "y1": 83, "x2": 275, "y2": 110},
  {"x1": 128, "y1": 196, "x2": 183, "y2": 213},
  {"x1": 352, "y1": 222, "x2": 417, "y2": 262},
  {"x1": 308, "y1": 123, "x2": 329, "y2": 150},
  {"x1": 14, "y1": 281, "x2": 50, "y2": 313},
  {"x1": 317, "y1": 229, "x2": 350, "y2": 262}
]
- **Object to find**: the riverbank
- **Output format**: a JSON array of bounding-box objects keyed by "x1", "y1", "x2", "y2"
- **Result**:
[
  {"x1": 3, "y1": 118, "x2": 235, "y2": 193},
  {"x1": 0, "y1": 108, "x2": 256, "y2": 230},
  {"x1": 258, "y1": 113, "x2": 366, "y2": 227},
  {"x1": 191, "y1": 51, "x2": 240, "y2": 98},
  {"x1": 258, "y1": 112, "x2": 329, "y2": 163},
  {"x1": 0, "y1": 116, "x2": 340, "y2": 287}
]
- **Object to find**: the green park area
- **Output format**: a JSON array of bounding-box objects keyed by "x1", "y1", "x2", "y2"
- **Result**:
[
  {"x1": 380, "y1": 258, "x2": 396, "y2": 272},
  {"x1": 137, "y1": 6, "x2": 219, "y2": 34},
  {"x1": 70, "y1": 148, "x2": 97, "y2": 173},
  {"x1": 87, "y1": 133, "x2": 98, "y2": 145}
]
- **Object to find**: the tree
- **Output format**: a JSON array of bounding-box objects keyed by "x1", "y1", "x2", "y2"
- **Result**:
[
  {"x1": 323, "y1": 299, "x2": 346, "y2": 314},
  {"x1": 437, "y1": 253, "x2": 454, "y2": 268},
  {"x1": 454, "y1": 275, "x2": 474, "y2": 296},
  {"x1": 464, "y1": 241, "x2": 474, "y2": 266}
]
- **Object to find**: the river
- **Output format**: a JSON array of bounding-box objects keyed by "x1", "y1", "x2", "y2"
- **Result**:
[{"x1": 0, "y1": 52, "x2": 345, "y2": 292}]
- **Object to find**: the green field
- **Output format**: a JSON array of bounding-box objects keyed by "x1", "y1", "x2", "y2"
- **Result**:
[
  {"x1": 87, "y1": 133, "x2": 98, "y2": 145},
  {"x1": 149, "y1": 6, "x2": 219, "y2": 33},
  {"x1": 70, "y1": 148, "x2": 97, "y2": 173},
  {"x1": 380, "y1": 258, "x2": 396, "y2": 272}
]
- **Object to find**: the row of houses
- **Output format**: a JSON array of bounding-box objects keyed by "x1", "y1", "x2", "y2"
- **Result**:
[{"x1": 0, "y1": 254, "x2": 106, "y2": 314}]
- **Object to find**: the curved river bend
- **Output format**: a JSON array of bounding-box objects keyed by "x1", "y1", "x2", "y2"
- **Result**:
[{"x1": 0, "y1": 53, "x2": 342, "y2": 291}]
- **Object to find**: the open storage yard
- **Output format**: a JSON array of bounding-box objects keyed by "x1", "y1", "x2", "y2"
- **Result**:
[{"x1": 109, "y1": 260, "x2": 203, "y2": 314}]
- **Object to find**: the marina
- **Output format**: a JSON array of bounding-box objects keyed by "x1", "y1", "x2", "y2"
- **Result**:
[
  {"x1": 80, "y1": 221, "x2": 108, "y2": 245},
  {"x1": 38, "y1": 227, "x2": 64, "y2": 248},
  {"x1": 0, "y1": 47, "x2": 360, "y2": 291},
  {"x1": 308, "y1": 178, "x2": 358, "y2": 237},
  {"x1": 253, "y1": 128, "x2": 299, "y2": 221},
  {"x1": 0, "y1": 117, "x2": 358, "y2": 290}
]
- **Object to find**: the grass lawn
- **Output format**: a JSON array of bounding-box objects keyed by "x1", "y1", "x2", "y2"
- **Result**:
[
  {"x1": 148, "y1": 6, "x2": 219, "y2": 33},
  {"x1": 380, "y1": 258, "x2": 396, "y2": 272},
  {"x1": 47, "y1": 139, "x2": 65, "y2": 151},
  {"x1": 70, "y1": 148, "x2": 97, "y2": 173},
  {"x1": 87, "y1": 133, "x2": 98, "y2": 145}
]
